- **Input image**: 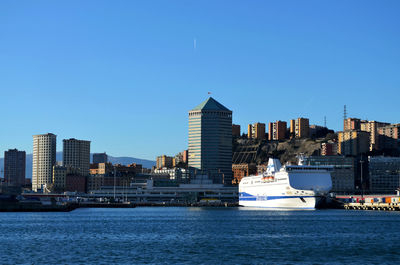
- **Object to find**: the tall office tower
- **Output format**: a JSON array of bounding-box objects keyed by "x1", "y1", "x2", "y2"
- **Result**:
[
  {"x1": 4, "y1": 149, "x2": 26, "y2": 186},
  {"x1": 93, "y1": 152, "x2": 108, "y2": 164},
  {"x1": 188, "y1": 97, "x2": 232, "y2": 184},
  {"x1": 247, "y1": 122, "x2": 266, "y2": 139},
  {"x1": 32, "y1": 133, "x2": 57, "y2": 192},
  {"x1": 63, "y1": 138, "x2": 91, "y2": 176},
  {"x1": 268, "y1": 121, "x2": 287, "y2": 140},
  {"x1": 290, "y1": 117, "x2": 310, "y2": 138}
]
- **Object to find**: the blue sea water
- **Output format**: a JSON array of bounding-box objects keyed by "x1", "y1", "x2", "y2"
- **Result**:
[{"x1": 0, "y1": 207, "x2": 399, "y2": 264}]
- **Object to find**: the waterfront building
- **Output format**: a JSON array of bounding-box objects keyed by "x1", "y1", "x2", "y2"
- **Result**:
[
  {"x1": 63, "y1": 138, "x2": 91, "y2": 177},
  {"x1": 32, "y1": 133, "x2": 57, "y2": 192},
  {"x1": 4, "y1": 149, "x2": 26, "y2": 187},
  {"x1": 153, "y1": 168, "x2": 189, "y2": 182},
  {"x1": 232, "y1": 124, "x2": 241, "y2": 137},
  {"x1": 87, "y1": 175, "x2": 238, "y2": 203},
  {"x1": 232, "y1": 163, "x2": 256, "y2": 185},
  {"x1": 156, "y1": 155, "x2": 174, "y2": 169},
  {"x1": 290, "y1": 118, "x2": 309, "y2": 138},
  {"x1": 304, "y1": 156, "x2": 356, "y2": 194},
  {"x1": 52, "y1": 165, "x2": 67, "y2": 192},
  {"x1": 378, "y1": 123, "x2": 400, "y2": 150},
  {"x1": 338, "y1": 130, "x2": 370, "y2": 156},
  {"x1": 321, "y1": 142, "x2": 338, "y2": 156},
  {"x1": 188, "y1": 97, "x2": 233, "y2": 185},
  {"x1": 268, "y1": 121, "x2": 287, "y2": 141},
  {"x1": 369, "y1": 156, "x2": 400, "y2": 194},
  {"x1": 93, "y1": 152, "x2": 108, "y2": 164},
  {"x1": 248, "y1": 122, "x2": 266, "y2": 140},
  {"x1": 65, "y1": 174, "x2": 86, "y2": 193}
]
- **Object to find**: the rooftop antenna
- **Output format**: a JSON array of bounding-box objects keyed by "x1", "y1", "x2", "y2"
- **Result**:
[{"x1": 324, "y1": 116, "x2": 327, "y2": 128}]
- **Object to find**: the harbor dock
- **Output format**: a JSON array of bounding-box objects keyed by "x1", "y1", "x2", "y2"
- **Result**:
[{"x1": 337, "y1": 195, "x2": 400, "y2": 211}]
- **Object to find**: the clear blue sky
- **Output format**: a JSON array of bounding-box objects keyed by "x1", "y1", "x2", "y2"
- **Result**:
[{"x1": 1, "y1": 0, "x2": 399, "y2": 160}]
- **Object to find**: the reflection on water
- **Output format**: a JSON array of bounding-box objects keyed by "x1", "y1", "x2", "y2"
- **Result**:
[{"x1": 0, "y1": 207, "x2": 400, "y2": 264}]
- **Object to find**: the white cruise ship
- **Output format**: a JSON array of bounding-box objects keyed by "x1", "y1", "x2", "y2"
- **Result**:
[{"x1": 239, "y1": 158, "x2": 332, "y2": 210}]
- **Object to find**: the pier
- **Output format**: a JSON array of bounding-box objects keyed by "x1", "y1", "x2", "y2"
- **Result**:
[{"x1": 338, "y1": 195, "x2": 400, "y2": 211}]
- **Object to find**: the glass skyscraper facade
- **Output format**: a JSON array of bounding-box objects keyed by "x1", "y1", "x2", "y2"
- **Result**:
[{"x1": 188, "y1": 97, "x2": 232, "y2": 185}]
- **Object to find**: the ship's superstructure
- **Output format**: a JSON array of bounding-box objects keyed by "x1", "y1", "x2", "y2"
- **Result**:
[{"x1": 239, "y1": 158, "x2": 332, "y2": 209}]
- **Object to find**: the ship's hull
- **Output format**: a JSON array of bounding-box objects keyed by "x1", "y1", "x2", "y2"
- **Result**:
[
  {"x1": 239, "y1": 193, "x2": 321, "y2": 210},
  {"x1": 238, "y1": 164, "x2": 332, "y2": 210}
]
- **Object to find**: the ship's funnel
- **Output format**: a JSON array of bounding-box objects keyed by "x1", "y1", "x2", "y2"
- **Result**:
[{"x1": 266, "y1": 158, "x2": 281, "y2": 175}]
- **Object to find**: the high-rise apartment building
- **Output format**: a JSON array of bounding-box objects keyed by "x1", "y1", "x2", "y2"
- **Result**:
[
  {"x1": 268, "y1": 121, "x2": 287, "y2": 140},
  {"x1": 156, "y1": 155, "x2": 174, "y2": 169},
  {"x1": 360, "y1": 120, "x2": 389, "y2": 151},
  {"x1": 321, "y1": 142, "x2": 338, "y2": 156},
  {"x1": 343, "y1": 118, "x2": 361, "y2": 131},
  {"x1": 4, "y1": 149, "x2": 26, "y2": 187},
  {"x1": 248, "y1": 122, "x2": 266, "y2": 140},
  {"x1": 93, "y1": 153, "x2": 108, "y2": 164},
  {"x1": 290, "y1": 118, "x2": 309, "y2": 138},
  {"x1": 32, "y1": 133, "x2": 57, "y2": 191},
  {"x1": 63, "y1": 138, "x2": 91, "y2": 176},
  {"x1": 188, "y1": 97, "x2": 232, "y2": 184},
  {"x1": 378, "y1": 123, "x2": 400, "y2": 150},
  {"x1": 232, "y1": 124, "x2": 241, "y2": 137},
  {"x1": 337, "y1": 130, "x2": 370, "y2": 156}
]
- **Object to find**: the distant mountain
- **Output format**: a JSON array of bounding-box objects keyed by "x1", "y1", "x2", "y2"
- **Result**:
[{"x1": 0, "y1": 152, "x2": 155, "y2": 179}]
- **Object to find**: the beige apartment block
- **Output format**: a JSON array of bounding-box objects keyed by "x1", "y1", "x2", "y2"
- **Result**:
[
  {"x1": 32, "y1": 133, "x2": 57, "y2": 191},
  {"x1": 290, "y1": 118, "x2": 309, "y2": 138},
  {"x1": 338, "y1": 130, "x2": 370, "y2": 156},
  {"x1": 248, "y1": 122, "x2": 266, "y2": 140}
]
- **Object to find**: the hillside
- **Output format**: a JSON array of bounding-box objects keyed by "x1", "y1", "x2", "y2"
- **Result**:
[{"x1": 233, "y1": 137, "x2": 330, "y2": 165}]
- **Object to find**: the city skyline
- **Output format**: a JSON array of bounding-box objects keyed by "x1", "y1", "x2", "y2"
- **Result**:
[{"x1": 1, "y1": 1, "x2": 400, "y2": 160}]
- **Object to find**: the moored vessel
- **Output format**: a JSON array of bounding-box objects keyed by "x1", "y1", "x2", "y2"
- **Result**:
[{"x1": 239, "y1": 158, "x2": 332, "y2": 209}]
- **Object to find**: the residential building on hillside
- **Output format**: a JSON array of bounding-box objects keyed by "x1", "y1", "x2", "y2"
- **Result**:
[
  {"x1": 344, "y1": 118, "x2": 361, "y2": 131},
  {"x1": 378, "y1": 124, "x2": 400, "y2": 150},
  {"x1": 338, "y1": 130, "x2": 370, "y2": 156},
  {"x1": 248, "y1": 122, "x2": 266, "y2": 140},
  {"x1": 321, "y1": 142, "x2": 338, "y2": 156},
  {"x1": 360, "y1": 120, "x2": 390, "y2": 151},
  {"x1": 4, "y1": 149, "x2": 26, "y2": 187},
  {"x1": 188, "y1": 97, "x2": 233, "y2": 185},
  {"x1": 232, "y1": 124, "x2": 241, "y2": 137},
  {"x1": 290, "y1": 118, "x2": 309, "y2": 138},
  {"x1": 32, "y1": 133, "x2": 57, "y2": 192},
  {"x1": 268, "y1": 121, "x2": 287, "y2": 140}
]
